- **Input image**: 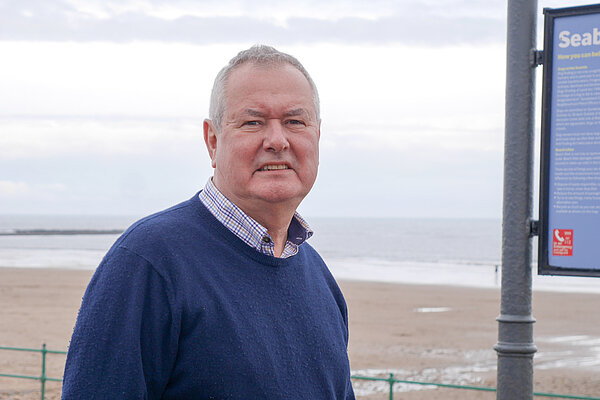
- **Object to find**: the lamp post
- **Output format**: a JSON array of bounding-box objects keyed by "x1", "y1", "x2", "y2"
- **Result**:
[{"x1": 495, "y1": 0, "x2": 539, "y2": 398}]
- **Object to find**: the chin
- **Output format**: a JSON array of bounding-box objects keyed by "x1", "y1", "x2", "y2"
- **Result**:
[{"x1": 254, "y1": 186, "x2": 307, "y2": 204}]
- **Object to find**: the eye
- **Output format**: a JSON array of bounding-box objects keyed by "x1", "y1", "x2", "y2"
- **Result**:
[
  {"x1": 243, "y1": 120, "x2": 261, "y2": 126},
  {"x1": 287, "y1": 119, "x2": 306, "y2": 126}
]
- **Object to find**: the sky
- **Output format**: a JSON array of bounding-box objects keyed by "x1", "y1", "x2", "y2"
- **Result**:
[{"x1": 0, "y1": 0, "x2": 593, "y2": 218}]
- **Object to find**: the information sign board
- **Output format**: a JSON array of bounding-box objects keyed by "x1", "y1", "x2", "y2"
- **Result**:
[{"x1": 539, "y1": 4, "x2": 600, "y2": 277}]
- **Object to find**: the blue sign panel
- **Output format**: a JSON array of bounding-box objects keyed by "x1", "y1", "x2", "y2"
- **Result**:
[{"x1": 540, "y1": 4, "x2": 600, "y2": 277}]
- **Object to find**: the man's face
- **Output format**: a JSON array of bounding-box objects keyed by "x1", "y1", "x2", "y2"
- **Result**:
[{"x1": 204, "y1": 62, "x2": 320, "y2": 216}]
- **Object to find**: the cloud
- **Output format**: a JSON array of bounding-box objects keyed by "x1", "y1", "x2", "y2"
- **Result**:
[
  {"x1": 0, "y1": 180, "x2": 67, "y2": 197},
  {"x1": 0, "y1": 0, "x2": 505, "y2": 46},
  {"x1": 0, "y1": 1, "x2": 514, "y2": 217},
  {"x1": 322, "y1": 121, "x2": 503, "y2": 153},
  {"x1": 0, "y1": 180, "x2": 30, "y2": 196},
  {"x1": 302, "y1": 136, "x2": 504, "y2": 218},
  {"x1": 0, "y1": 116, "x2": 207, "y2": 159}
]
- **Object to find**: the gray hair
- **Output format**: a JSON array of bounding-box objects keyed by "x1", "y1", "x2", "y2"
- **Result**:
[{"x1": 209, "y1": 45, "x2": 320, "y2": 132}]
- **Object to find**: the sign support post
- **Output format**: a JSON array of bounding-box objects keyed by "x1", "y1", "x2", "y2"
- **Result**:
[{"x1": 494, "y1": 0, "x2": 538, "y2": 398}]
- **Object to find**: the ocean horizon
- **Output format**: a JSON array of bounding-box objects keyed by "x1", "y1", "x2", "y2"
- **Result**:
[{"x1": 0, "y1": 214, "x2": 598, "y2": 294}]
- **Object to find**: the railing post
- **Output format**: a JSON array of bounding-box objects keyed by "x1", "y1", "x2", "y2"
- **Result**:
[
  {"x1": 40, "y1": 343, "x2": 47, "y2": 400},
  {"x1": 388, "y1": 373, "x2": 394, "y2": 400}
]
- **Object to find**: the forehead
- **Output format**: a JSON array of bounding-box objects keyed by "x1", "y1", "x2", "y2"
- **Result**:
[{"x1": 224, "y1": 62, "x2": 315, "y2": 116}]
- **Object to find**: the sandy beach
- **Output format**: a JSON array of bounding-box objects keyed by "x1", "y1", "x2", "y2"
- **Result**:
[{"x1": 1, "y1": 267, "x2": 599, "y2": 399}]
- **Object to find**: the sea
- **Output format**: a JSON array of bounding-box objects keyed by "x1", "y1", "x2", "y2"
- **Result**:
[
  {"x1": 2, "y1": 215, "x2": 599, "y2": 395},
  {"x1": 1, "y1": 214, "x2": 598, "y2": 294}
]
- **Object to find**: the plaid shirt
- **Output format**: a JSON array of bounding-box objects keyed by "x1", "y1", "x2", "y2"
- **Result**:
[{"x1": 198, "y1": 179, "x2": 313, "y2": 258}]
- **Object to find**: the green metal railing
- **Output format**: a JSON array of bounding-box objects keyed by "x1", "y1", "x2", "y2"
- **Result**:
[
  {"x1": 1, "y1": 345, "x2": 599, "y2": 400},
  {"x1": 0, "y1": 344, "x2": 66, "y2": 400},
  {"x1": 351, "y1": 373, "x2": 600, "y2": 400}
]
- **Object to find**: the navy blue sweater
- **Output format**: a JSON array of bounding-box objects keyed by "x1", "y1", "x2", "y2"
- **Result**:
[{"x1": 62, "y1": 194, "x2": 355, "y2": 399}]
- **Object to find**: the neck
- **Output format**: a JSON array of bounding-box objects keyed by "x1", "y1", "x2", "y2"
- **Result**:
[
  {"x1": 267, "y1": 226, "x2": 290, "y2": 258},
  {"x1": 255, "y1": 207, "x2": 296, "y2": 258},
  {"x1": 209, "y1": 178, "x2": 302, "y2": 257},
  {"x1": 243, "y1": 202, "x2": 298, "y2": 258}
]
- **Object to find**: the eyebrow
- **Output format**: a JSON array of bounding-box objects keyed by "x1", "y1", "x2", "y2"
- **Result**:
[
  {"x1": 242, "y1": 108, "x2": 311, "y2": 119},
  {"x1": 244, "y1": 109, "x2": 267, "y2": 118},
  {"x1": 283, "y1": 108, "x2": 310, "y2": 119}
]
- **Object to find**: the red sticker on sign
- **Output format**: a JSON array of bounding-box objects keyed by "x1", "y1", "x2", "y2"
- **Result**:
[{"x1": 552, "y1": 229, "x2": 573, "y2": 256}]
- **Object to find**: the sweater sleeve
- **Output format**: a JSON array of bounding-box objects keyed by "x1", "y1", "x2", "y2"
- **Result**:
[{"x1": 62, "y1": 246, "x2": 179, "y2": 400}]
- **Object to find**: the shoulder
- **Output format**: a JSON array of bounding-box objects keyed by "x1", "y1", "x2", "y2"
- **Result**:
[
  {"x1": 296, "y1": 242, "x2": 350, "y2": 328},
  {"x1": 297, "y1": 242, "x2": 345, "y2": 297},
  {"x1": 97, "y1": 193, "x2": 221, "y2": 276},
  {"x1": 123, "y1": 195, "x2": 199, "y2": 239},
  {"x1": 113, "y1": 194, "x2": 209, "y2": 251},
  {"x1": 297, "y1": 242, "x2": 327, "y2": 269},
  {"x1": 89, "y1": 194, "x2": 212, "y2": 307}
]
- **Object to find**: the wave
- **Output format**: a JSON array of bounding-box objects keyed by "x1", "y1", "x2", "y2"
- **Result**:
[{"x1": 326, "y1": 257, "x2": 600, "y2": 294}]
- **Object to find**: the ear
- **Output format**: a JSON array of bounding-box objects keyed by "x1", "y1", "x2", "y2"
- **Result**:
[{"x1": 203, "y1": 119, "x2": 218, "y2": 168}]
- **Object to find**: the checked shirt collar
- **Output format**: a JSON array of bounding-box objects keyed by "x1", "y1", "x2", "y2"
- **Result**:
[{"x1": 198, "y1": 178, "x2": 313, "y2": 258}]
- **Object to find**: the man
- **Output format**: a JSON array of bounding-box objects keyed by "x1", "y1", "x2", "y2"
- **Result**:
[{"x1": 62, "y1": 45, "x2": 355, "y2": 399}]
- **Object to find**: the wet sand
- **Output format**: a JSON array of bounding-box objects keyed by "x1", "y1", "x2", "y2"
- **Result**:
[{"x1": 1, "y1": 267, "x2": 599, "y2": 399}]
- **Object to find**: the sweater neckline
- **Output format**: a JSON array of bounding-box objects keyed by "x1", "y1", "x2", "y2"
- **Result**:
[{"x1": 190, "y1": 192, "x2": 301, "y2": 268}]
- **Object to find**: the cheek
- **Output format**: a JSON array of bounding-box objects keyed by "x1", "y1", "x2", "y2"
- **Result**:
[
  {"x1": 301, "y1": 137, "x2": 320, "y2": 161},
  {"x1": 297, "y1": 140, "x2": 320, "y2": 176},
  {"x1": 217, "y1": 140, "x2": 255, "y2": 172}
]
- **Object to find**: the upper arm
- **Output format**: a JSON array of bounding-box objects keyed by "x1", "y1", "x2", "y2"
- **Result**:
[{"x1": 62, "y1": 247, "x2": 179, "y2": 399}]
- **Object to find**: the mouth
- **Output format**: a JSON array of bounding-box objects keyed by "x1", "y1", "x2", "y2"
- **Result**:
[{"x1": 259, "y1": 164, "x2": 291, "y2": 171}]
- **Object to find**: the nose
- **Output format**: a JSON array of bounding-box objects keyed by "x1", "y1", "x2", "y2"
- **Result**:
[{"x1": 263, "y1": 119, "x2": 290, "y2": 152}]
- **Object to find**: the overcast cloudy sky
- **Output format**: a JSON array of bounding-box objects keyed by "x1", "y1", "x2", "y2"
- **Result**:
[{"x1": 0, "y1": 0, "x2": 591, "y2": 218}]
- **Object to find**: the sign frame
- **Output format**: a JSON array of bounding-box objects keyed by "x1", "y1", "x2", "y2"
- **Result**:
[{"x1": 539, "y1": 4, "x2": 600, "y2": 277}]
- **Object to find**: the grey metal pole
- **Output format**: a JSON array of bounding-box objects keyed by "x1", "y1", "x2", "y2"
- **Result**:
[{"x1": 495, "y1": 0, "x2": 538, "y2": 399}]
